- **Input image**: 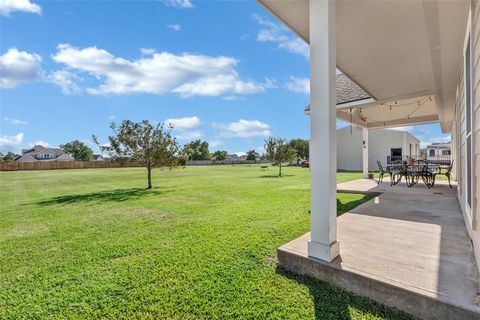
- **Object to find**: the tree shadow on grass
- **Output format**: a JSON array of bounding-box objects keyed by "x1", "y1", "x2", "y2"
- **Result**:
[
  {"x1": 337, "y1": 195, "x2": 375, "y2": 216},
  {"x1": 35, "y1": 187, "x2": 175, "y2": 206},
  {"x1": 258, "y1": 174, "x2": 294, "y2": 178},
  {"x1": 276, "y1": 266, "x2": 415, "y2": 320}
]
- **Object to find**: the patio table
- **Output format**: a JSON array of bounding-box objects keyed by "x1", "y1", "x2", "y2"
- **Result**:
[{"x1": 388, "y1": 161, "x2": 438, "y2": 188}]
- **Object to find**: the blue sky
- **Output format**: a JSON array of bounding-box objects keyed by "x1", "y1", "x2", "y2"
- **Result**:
[{"x1": 0, "y1": 0, "x2": 449, "y2": 155}]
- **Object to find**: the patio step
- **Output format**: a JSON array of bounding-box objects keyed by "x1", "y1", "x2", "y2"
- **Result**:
[{"x1": 277, "y1": 237, "x2": 480, "y2": 320}]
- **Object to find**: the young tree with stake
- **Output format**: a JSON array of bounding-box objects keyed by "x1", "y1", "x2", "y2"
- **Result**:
[
  {"x1": 93, "y1": 120, "x2": 180, "y2": 189},
  {"x1": 264, "y1": 137, "x2": 297, "y2": 176}
]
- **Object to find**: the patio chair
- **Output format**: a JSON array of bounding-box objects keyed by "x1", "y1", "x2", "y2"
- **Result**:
[
  {"x1": 432, "y1": 160, "x2": 454, "y2": 188},
  {"x1": 406, "y1": 159, "x2": 431, "y2": 188},
  {"x1": 376, "y1": 160, "x2": 391, "y2": 184},
  {"x1": 389, "y1": 160, "x2": 405, "y2": 186}
]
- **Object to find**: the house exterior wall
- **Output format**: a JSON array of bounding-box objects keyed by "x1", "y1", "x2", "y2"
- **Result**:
[
  {"x1": 337, "y1": 126, "x2": 417, "y2": 171},
  {"x1": 403, "y1": 132, "x2": 420, "y2": 158},
  {"x1": 426, "y1": 143, "x2": 452, "y2": 162},
  {"x1": 453, "y1": 0, "x2": 480, "y2": 268},
  {"x1": 36, "y1": 150, "x2": 56, "y2": 160}
]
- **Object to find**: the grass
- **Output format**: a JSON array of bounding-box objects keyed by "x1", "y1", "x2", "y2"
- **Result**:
[{"x1": 0, "y1": 165, "x2": 414, "y2": 319}]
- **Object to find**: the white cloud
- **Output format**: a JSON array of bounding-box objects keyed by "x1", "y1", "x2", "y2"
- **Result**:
[
  {"x1": 0, "y1": 48, "x2": 44, "y2": 88},
  {"x1": 173, "y1": 74, "x2": 266, "y2": 98},
  {"x1": 108, "y1": 115, "x2": 116, "y2": 120},
  {"x1": 0, "y1": 132, "x2": 24, "y2": 153},
  {"x1": 161, "y1": 0, "x2": 193, "y2": 9},
  {"x1": 3, "y1": 117, "x2": 27, "y2": 125},
  {"x1": 255, "y1": 145, "x2": 264, "y2": 155},
  {"x1": 209, "y1": 140, "x2": 223, "y2": 148},
  {"x1": 165, "y1": 116, "x2": 203, "y2": 140},
  {"x1": 140, "y1": 48, "x2": 155, "y2": 55},
  {"x1": 222, "y1": 95, "x2": 242, "y2": 101},
  {"x1": 28, "y1": 140, "x2": 49, "y2": 148},
  {"x1": 0, "y1": 0, "x2": 41, "y2": 16},
  {"x1": 418, "y1": 135, "x2": 451, "y2": 148},
  {"x1": 417, "y1": 135, "x2": 452, "y2": 148},
  {"x1": 214, "y1": 119, "x2": 272, "y2": 138},
  {"x1": 278, "y1": 38, "x2": 309, "y2": 58},
  {"x1": 49, "y1": 70, "x2": 82, "y2": 94},
  {"x1": 389, "y1": 126, "x2": 414, "y2": 132},
  {"x1": 286, "y1": 76, "x2": 309, "y2": 94},
  {"x1": 165, "y1": 116, "x2": 200, "y2": 130},
  {"x1": 177, "y1": 131, "x2": 203, "y2": 140},
  {"x1": 52, "y1": 44, "x2": 268, "y2": 97},
  {"x1": 398, "y1": 125, "x2": 451, "y2": 148},
  {"x1": 253, "y1": 14, "x2": 308, "y2": 58},
  {"x1": 167, "y1": 24, "x2": 181, "y2": 31}
]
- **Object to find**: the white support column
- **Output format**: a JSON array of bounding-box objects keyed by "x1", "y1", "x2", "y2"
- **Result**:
[
  {"x1": 362, "y1": 127, "x2": 369, "y2": 178},
  {"x1": 308, "y1": 0, "x2": 339, "y2": 262}
]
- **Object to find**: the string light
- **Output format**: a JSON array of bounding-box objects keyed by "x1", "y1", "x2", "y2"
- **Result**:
[{"x1": 354, "y1": 95, "x2": 432, "y2": 127}]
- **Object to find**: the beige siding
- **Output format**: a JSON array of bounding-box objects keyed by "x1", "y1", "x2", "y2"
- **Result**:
[
  {"x1": 473, "y1": 0, "x2": 480, "y2": 235},
  {"x1": 455, "y1": 0, "x2": 480, "y2": 269}
]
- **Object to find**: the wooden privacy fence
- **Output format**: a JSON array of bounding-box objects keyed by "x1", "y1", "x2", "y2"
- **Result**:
[
  {"x1": 187, "y1": 160, "x2": 270, "y2": 166},
  {"x1": 0, "y1": 161, "x2": 143, "y2": 171},
  {"x1": 0, "y1": 160, "x2": 271, "y2": 171}
]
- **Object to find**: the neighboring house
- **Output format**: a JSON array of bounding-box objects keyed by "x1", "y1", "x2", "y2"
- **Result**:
[
  {"x1": 337, "y1": 126, "x2": 420, "y2": 171},
  {"x1": 226, "y1": 154, "x2": 240, "y2": 161},
  {"x1": 15, "y1": 145, "x2": 74, "y2": 162},
  {"x1": 93, "y1": 154, "x2": 105, "y2": 161},
  {"x1": 426, "y1": 142, "x2": 452, "y2": 163}
]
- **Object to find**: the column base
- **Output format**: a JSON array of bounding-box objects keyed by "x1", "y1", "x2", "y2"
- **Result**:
[{"x1": 308, "y1": 239, "x2": 340, "y2": 262}]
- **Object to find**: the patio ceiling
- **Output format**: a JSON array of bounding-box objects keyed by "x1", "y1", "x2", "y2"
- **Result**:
[
  {"x1": 336, "y1": 95, "x2": 439, "y2": 130},
  {"x1": 258, "y1": 0, "x2": 470, "y2": 133}
]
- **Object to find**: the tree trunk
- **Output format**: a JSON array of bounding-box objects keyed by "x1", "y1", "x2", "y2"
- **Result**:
[
  {"x1": 147, "y1": 165, "x2": 152, "y2": 189},
  {"x1": 279, "y1": 163, "x2": 282, "y2": 176}
]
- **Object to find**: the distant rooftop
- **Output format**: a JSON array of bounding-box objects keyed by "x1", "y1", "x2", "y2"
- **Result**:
[
  {"x1": 427, "y1": 142, "x2": 451, "y2": 147},
  {"x1": 305, "y1": 73, "x2": 371, "y2": 113},
  {"x1": 336, "y1": 73, "x2": 370, "y2": 105}
]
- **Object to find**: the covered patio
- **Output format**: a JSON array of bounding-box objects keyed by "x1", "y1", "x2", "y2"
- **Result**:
[
  {"x1": 257, "y1": 0, "x2": 479, "y2": 319},
  {"x1": 279, "y1": 179, "x2": 479, "y2": 319}
]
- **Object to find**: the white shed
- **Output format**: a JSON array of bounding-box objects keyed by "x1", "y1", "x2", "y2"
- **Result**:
[{"x1": 337, "y1": 126, "x2": 420, "y2": 171}]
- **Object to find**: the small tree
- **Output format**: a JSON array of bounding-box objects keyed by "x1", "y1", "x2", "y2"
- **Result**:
[
  {"x1": 419, "y1": 148, "x2": 427, "y2": 158},
  {"x1": 183, "y1": 140, "x2": 210, "y2": 161},
  {"x1": 264, "y1": 137, "x2": 297, "y2": 176},
  {"x1": 212, "y1": 150, "x2": 228, "y2": 161},
  {"x1": 3, "y1": 151, "x2": 16, "y2": 162},
  {"x1": 246, "y1": 150, "x2": 259, "y2": 161},
  {"x1": 60, "y1": 140, "x2": 94, "y2": 161},
  {"x1": 288, "y1": 138, "x2": 309, "y2": 160},
  {"x1": 93, "y1": 120, "x2": 180, "y2": 189}
]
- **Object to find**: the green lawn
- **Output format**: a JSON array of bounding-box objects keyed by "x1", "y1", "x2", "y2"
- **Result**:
[{"x1": 0, "y1": 165, "x2": 413, "y2": 319}]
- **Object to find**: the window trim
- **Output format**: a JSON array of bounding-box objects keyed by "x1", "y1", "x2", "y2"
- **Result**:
[{"x1": 463, "y1": 8, "x2": 473, "y2": 225}]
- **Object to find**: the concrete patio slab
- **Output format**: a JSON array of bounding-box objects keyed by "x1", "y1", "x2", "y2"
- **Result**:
[{"x1": 278, "y1": 179, "x2": 480, "y2": 320}]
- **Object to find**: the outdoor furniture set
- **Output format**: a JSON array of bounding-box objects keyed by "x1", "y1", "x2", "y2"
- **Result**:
[{"x1": 376, "y1": 159, "x2": 453, "y2": 188}]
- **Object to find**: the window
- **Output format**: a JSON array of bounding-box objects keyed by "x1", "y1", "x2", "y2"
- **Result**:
[
  {"x1": 391, "y1": 148, "x2": 402, "y2": 161},
  {"x1": 465, "y1": 34, "x2": 473, "y2": 210},
  {"x1": 442, "y1": 150, "x2": 451, "y2": 156},
  {"x1": 429, "y1": 149, "x2": 435, "y2": 157}
]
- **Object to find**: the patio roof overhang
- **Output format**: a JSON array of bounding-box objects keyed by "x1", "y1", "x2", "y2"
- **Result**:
[{"x1": 258, "y1": 0, "x2": 470, "y2": 133}]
